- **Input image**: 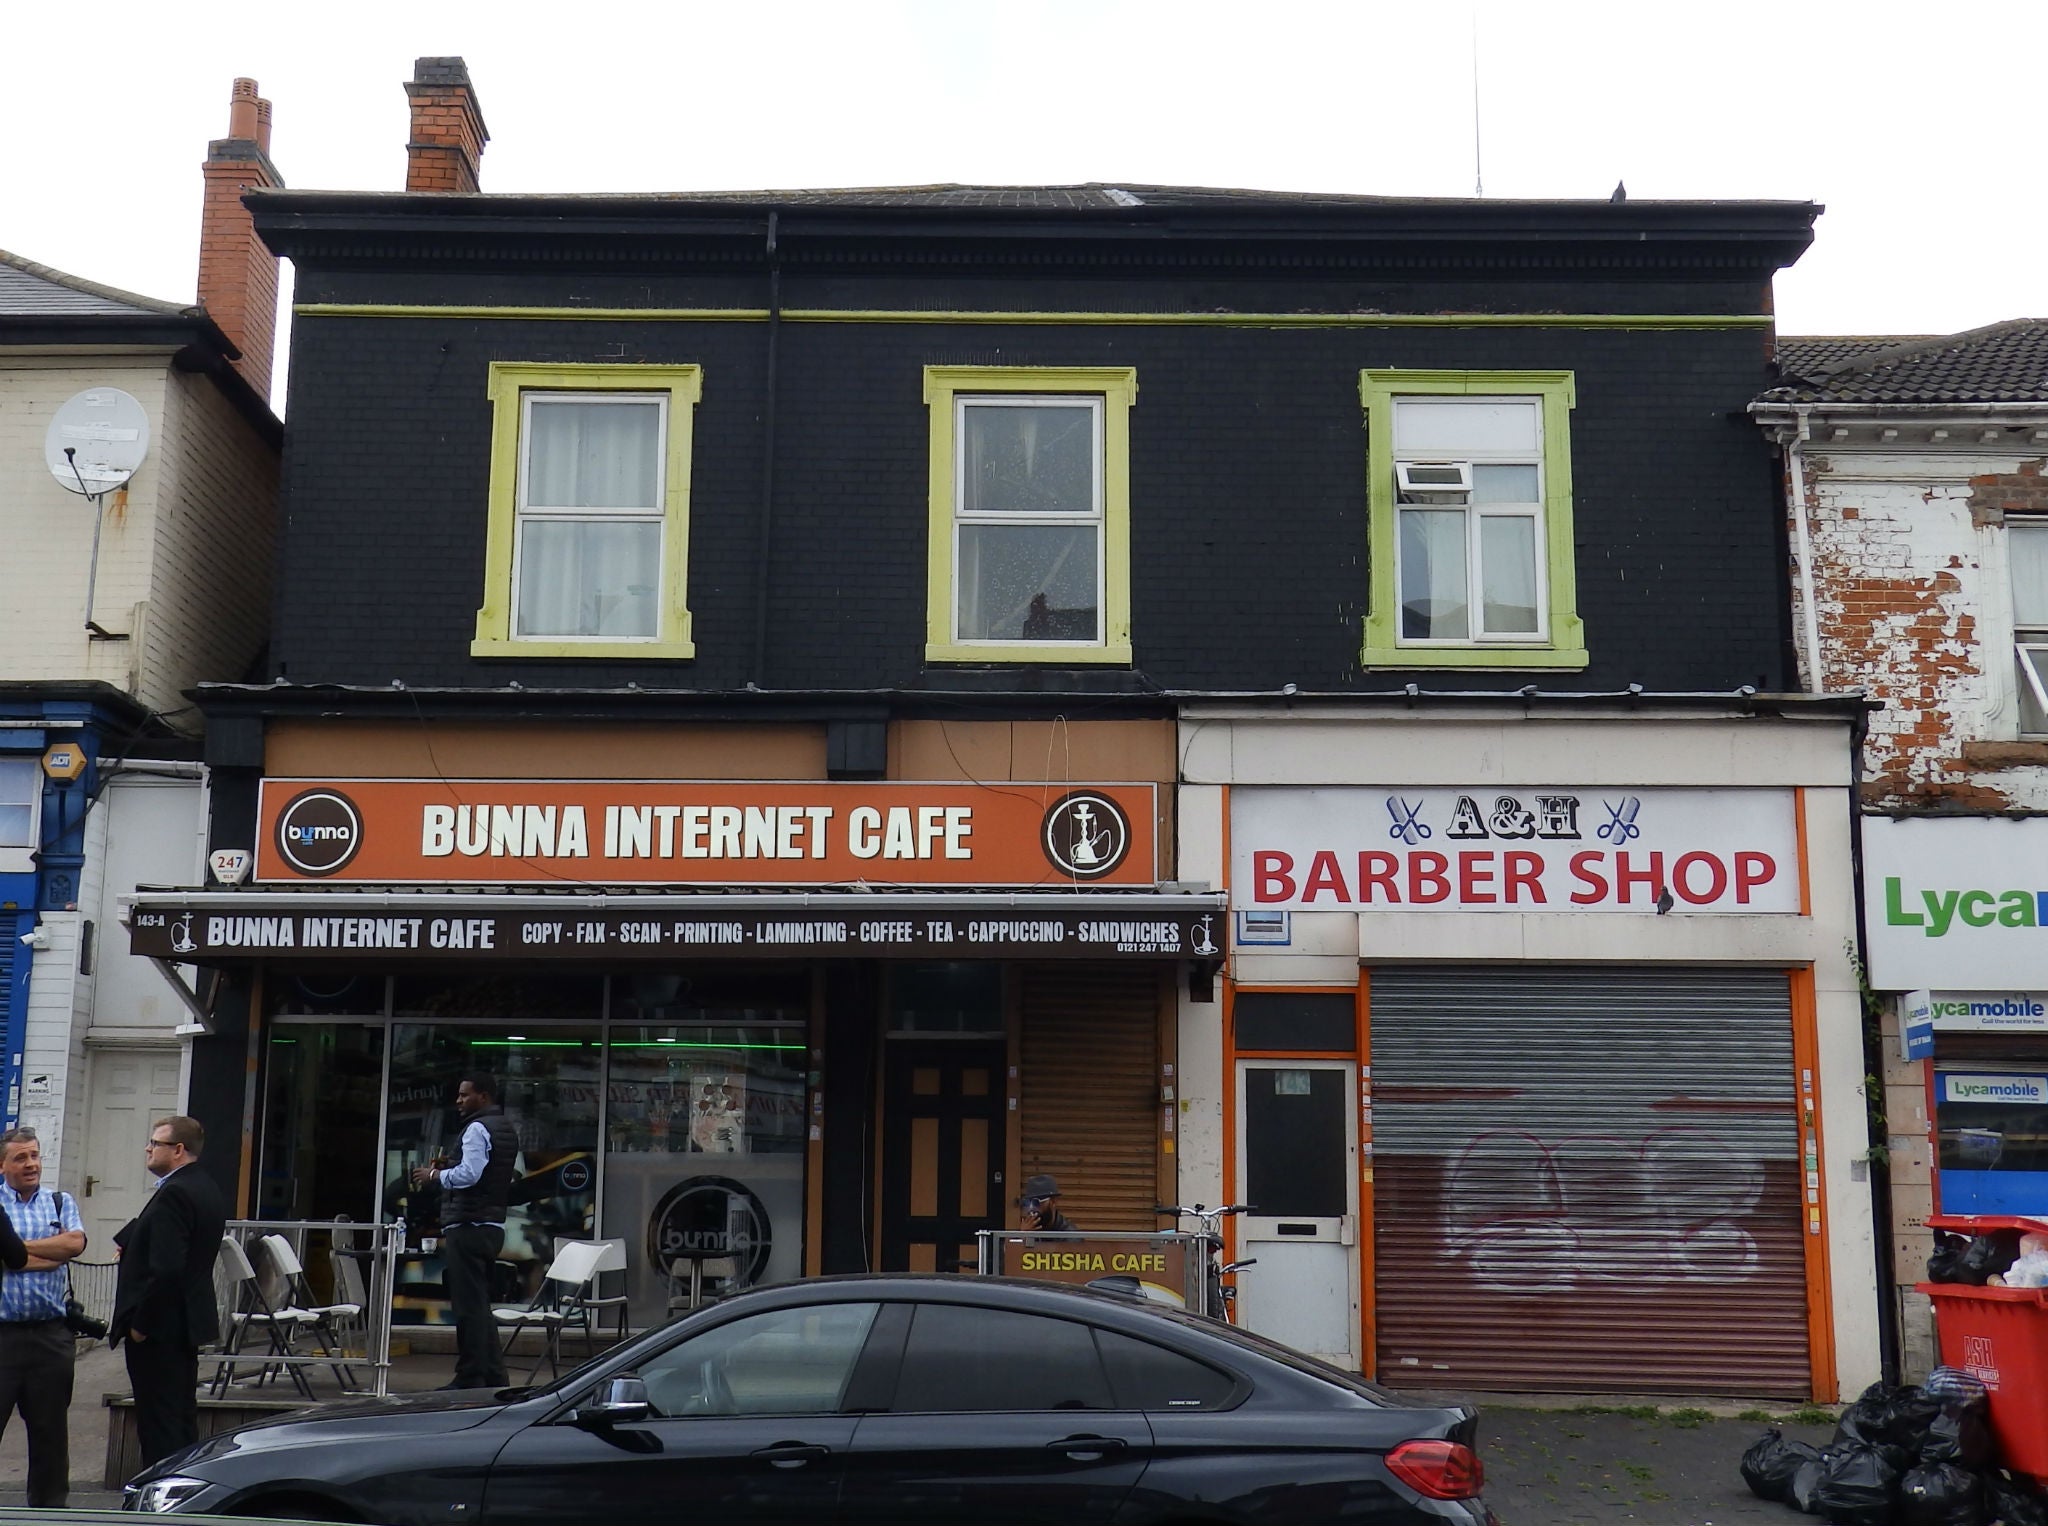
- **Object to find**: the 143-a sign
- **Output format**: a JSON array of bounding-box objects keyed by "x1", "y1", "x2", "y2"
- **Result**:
[{"x1": 1231, "y1": 787, "x2": 1800, "y2": 913}]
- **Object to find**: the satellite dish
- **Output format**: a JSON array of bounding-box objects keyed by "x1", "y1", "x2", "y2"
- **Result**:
[{"x1": 45, "y1": 387, "x2": 151, "y2": 495}]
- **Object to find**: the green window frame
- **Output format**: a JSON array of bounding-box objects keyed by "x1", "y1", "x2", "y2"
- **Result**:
[
  {"x1": 472, "y1": 362, "x2": 701, "y2": 660},
  {"x1": 1360, "y1": 369, "x2": 1587, "y2": 670},
  {"x1": 923, "y1": 365, "x2": 1136, "y2": 665}
]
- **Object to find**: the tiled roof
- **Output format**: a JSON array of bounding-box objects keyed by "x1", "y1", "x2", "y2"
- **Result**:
[
  {"x1": 1764, "y1": 319, "x2": 2048, "y2": 405},
  {"x1": 0, "y1": 250, "x2": 188, "y2": 318}
]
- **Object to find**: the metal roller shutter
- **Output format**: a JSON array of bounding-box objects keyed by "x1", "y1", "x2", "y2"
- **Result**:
[
  {"x1": 1020, "y1": 965, "x2": 1161, "y2": 1233},
  {"x1": 1371, "y1": 966, "x2": 1810, "y2": 1396}
]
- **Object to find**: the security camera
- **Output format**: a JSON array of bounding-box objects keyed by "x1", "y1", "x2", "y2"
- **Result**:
[{"x1": 18, "y1": 930, "x2": 49, "y2": 951}]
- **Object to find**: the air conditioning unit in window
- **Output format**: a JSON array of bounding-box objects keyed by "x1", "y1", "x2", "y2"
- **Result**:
[{"x1": 1395, "y1": 461, "x2": 1473, "y2": 500}]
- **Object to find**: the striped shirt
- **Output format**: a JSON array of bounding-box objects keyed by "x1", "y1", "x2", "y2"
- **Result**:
[{"x1": 0, "y1": 1185, "x2": 81, "y2": 1322}]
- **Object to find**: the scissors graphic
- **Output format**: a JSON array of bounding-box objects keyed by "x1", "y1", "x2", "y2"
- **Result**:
[
  {"x1": 1597, "y1": 796, "x2": 1643, "y2": 843},
  {"x1": 1385, "y1": 796, "x2": 1432, "y2": 845}
]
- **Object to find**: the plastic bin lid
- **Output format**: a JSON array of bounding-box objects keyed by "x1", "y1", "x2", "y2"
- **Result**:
[
  {"x1": 1915, "y1": 1281, "x2": 2048, "y2": 1305},
  {"x1": 1927, "y1": 1214, "x2": 2048, "y2": 1233}
]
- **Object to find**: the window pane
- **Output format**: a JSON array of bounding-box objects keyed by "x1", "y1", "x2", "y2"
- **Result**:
[
  {"x1": 1393, "y1": 398, "x2": 1540, "y2": 454},
  {"x1": 0, "y1": 807, "x2": 28, "y2": 849},
  {"x1": 641, "y1": 1303, "x2": 879, "y2": 1417},
  {"x1": 1472, "y1": 463, "x2": 1540, "y2": 504},
  {"x1": 962, "y1": 403, "x2": 1096, "y2": 515},
  {"x1": 526, "y1": 400, "x2": 661, "y2": 509},
  {"x1": 517, "y1": 520, "x2": 661, "y2": 638},
  {"x1": 958, "y1": 523, "x2": 1098, "y2": 641},
  {"x1": 1480, "y1": 515, "x2": 1541, "y2": 634},
  {"x1": 894, "y1": 1303, "x2": 1111, "y2": 1412},
  {"x1": 1095, "y1": 1329, "x2": 1236, "y2": 1410},
  {"x1": 2014, "y1": 523, "x2": 2048, "y2": 629},
  {"x1": 2020, "y1": 648, "x2": 2048, "y2": 737},
  {"x1": 1399, "y1": 508, "x2": 1469, "y2": 640}
]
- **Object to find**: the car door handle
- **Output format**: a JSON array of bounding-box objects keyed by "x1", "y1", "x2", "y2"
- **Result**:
[
  {"x1": 752, "y1": 1441, "x2": 831, "y2": 1469},
  {"x1": 1048, "y1": 1435, "x2": 1128, "y2": 1460}
]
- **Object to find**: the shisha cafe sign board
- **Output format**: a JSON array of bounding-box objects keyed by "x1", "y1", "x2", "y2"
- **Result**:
[
  {"x1": 255, "y1": 779, "x2": 1156, "y2": 887},
  {"x1": 1231, "y1": 787, "x2": 1801, "y2": 913}
]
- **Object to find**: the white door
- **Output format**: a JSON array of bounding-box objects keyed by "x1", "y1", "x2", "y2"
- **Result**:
[
  {"x1": 79, "y1": 1047, "x2": 184, "y2": 1250},
  {"x1": 1233, "y1": 1059, "x2": 1359, "y2": 1367}
]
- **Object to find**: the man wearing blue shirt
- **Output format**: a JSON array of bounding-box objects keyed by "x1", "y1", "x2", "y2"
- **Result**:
[
  {"x1": 0, "y1": 1127, "x2": 86, "y2": 1507},
  {"x1": 410, "y1": 1073, "x2": 518, "y2": 1389}
]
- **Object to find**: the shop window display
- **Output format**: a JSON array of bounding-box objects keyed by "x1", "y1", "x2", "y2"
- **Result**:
[
  {"x1": 383, "y1": 973, "x2": 604, "y2": 1321},
  {"x1": 603, "y1": 969, "x2": 809, "y2": 1327}
]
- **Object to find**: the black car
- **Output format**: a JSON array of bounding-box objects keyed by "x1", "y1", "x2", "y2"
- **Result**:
[{"x1": 125, "y1": 1275, "x2": 1491, "y2": 1525}]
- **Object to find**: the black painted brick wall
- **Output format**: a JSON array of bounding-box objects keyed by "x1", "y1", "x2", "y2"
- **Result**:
[{"x1": 273, "y1": 265, "x2": 1789, "y2": 694}]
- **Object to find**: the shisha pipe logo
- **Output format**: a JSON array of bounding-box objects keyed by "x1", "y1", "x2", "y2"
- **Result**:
[{"x1": 1041, "y1": 791, "x2": 1131, "y2": 880}]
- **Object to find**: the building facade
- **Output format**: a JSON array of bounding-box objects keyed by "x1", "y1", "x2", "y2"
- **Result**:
[
  {"x1": 0, "y1": 79, "x2": 282, "y2": 1241},
  {"x1": 129, "y1": 57, "x2": 1879, "y2": 1394},
  {"x1": 1757, "y1": 322, "x2": 2048, "y2": 1376}
]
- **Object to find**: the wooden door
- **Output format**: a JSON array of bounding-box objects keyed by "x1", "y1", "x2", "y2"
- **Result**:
[{"x1": 880, "y1": 1040, "x2": 1006, "y2": 1272}]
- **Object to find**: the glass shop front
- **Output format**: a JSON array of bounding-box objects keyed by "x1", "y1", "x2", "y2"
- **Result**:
[{"x1": 258, "y1": 966, "x2": 810, "y2": 1329}]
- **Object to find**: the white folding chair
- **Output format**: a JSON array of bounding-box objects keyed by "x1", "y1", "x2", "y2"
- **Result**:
[
  {"x1": 212, "y1": 1236, "x2": 315, "y2": 1399},
  {"x1": 260, "y1": 1233, "x2": 361, "y2": 1389},
  {"x1": 492, "y1": 1240, "x2": 612, "y2": 1382},
  {"x1": 562, "y1": 1238, "x2": 630, "y2": 1357}
]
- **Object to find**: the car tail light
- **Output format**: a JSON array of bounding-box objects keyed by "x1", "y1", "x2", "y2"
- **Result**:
[{"x1": 1386, "y1": 1438, "x2": 1484, "y2": 1500}]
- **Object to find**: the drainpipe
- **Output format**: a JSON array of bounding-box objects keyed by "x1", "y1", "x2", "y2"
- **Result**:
[
  {"x1": 1787, "y1": 406, "x2": 1822, "y2": 693},
  {"x1": 752, "y1": 213, "x2": 782, "y2": 685}
]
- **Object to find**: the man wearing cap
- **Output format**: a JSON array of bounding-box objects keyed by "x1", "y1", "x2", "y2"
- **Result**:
[{"x1": 1016, "y1": 1174, "x2": 1077, "y2": 1233}]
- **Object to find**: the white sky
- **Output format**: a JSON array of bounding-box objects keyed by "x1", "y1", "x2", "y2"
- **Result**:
[{"x1": 5, "y1": 0, "x2": 2041, "y2": 405}]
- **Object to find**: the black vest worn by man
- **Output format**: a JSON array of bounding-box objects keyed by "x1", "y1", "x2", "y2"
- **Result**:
[{"x1": 441, "y1": 1108, "x2": 518, "y2": 1225}]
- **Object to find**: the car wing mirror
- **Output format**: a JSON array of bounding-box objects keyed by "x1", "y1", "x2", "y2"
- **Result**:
[{"x1": 576, "y1": 1376, "x2": 652, "y2": 1428}]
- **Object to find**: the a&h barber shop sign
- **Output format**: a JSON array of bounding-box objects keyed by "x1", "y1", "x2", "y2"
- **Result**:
[{"x1": 1232, "y1": 788, "x2": 1801, "y2": 913}]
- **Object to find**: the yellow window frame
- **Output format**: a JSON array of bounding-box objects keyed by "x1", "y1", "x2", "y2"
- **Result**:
[
  {"x1": 923, "y1": 365, "x2": 1136, "y2": 665},
  {"x1": 472, "y1": 362, "x2": 702, "y2": 660},
  {"x1": 1360, "y1": 368, "x2": 1588, "y2": 671}
]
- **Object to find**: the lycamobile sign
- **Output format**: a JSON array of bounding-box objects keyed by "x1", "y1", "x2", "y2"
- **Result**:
[
  {"x1": 1940, "y1": 1074, "x2": 2048, "y2": 1106},
  {"x1": 1884, "y1": 878, "x2": 2048, "y2": 936},
  {"x1": 1864, "y1": 817, "x2": 2048, "y2": 989}
]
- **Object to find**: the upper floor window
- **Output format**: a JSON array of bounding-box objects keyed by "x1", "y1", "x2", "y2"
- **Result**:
[
  {"x1": 1360, "y1": 370, "x2": 1587, "y2": 671},
  {"x1": 473, "y1": 364, "x2": 701, "y2": 661},
  {"x1": 2015, "y1": 519, "x2": 2048, "y2": 737},
  {"x1": 924, "y1": 367, "x2": 1136, "y2": 665},
  {"x1": 0, "y1": 760, "x2": 34, "y2": 850}
]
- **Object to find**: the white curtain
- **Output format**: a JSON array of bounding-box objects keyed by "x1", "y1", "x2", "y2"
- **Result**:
[
  {"x1": 527, "y1": 400, "x2": 660, "y2": 509},
  {"x1": 1480, "y1": 515, "x2": 1540, "y2": 635},
  {"x1": 1399, "y1": 508, "x2": 1469, "y2": 639},
  {"x1": 2014, "y1": 523, "x2": 2048, "y2": 632},
  {"x1": 517, "y1": 521, "x2": 660, "y2": 638}
]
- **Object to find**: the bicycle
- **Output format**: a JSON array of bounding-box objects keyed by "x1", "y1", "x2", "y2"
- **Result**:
[{"x1": 1155, "y1": 1202, "x2": 1256, "y2": 1322}]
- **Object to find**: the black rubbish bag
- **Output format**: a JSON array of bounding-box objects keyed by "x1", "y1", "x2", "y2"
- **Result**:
[
  {"x1": 1959, "y1": 1233, "x2": 2021, "y2": 1287},
  {"x1": 1744, "y1": 1427, "x2": 1821, "y2": 1503},
  {"x1": 1984, "y1": 1468, "x2": 2048, "y2": 1526},
  {"x1": 1923, "y1": 1405, "x2": 1996, "y2": 1469},
  {"x1": 1815, "y1": 1441, "x2": 1901, "y2": 1526},
  {"x1": 1840, "y1": 1383, "x2": 1899, "y2": 1445},
  {"x1": 1929, "y1": 1233, "x2": 1970, "y2": 1284},
  {"x1": 1898, "y1": 1461, "x2": 1985, "y2": 1526},
  {"x1": 1925, "y1": 1368, "x2": 1992, "y2": 1415},
  {"x1": 1793, "y1": 1451, "x2": 1832, "y2": 1514},
  {"x1": 1884, "y1": 1386, "x2": 1944, "y2": 1455}
]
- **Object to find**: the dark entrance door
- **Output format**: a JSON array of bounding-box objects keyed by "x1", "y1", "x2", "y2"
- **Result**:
[{"x1": 880, "y1": 1040, "x2": 1007, "y2": 1272}]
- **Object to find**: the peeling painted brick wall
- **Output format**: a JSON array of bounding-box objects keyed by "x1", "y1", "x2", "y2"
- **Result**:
[{"x1": 1795, "y1": 448, "x2": 2048, "y2": 811}]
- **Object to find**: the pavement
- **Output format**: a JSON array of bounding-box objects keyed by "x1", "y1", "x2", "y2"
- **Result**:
[{"x1": 0, "y1": 1340, "x2": 1843, "y2": 1521}]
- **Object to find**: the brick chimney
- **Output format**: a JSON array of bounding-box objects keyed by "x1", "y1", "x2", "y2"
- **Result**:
[
  {"x1": 405, "y1": 57, "x2": 488, "y2": 193},
  {"x1": 198, "y1": 77, "x2": 284, "y2": 401}
]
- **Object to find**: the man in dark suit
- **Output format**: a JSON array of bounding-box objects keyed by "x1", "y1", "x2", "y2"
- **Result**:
[{"x1": 112, "y1": 1115, "x2": 228, "y2": 1467}]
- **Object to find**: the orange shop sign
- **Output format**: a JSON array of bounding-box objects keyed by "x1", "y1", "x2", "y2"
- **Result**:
[{"x1": 255, "y1": 778, "x2": 1158, "y2": 888}]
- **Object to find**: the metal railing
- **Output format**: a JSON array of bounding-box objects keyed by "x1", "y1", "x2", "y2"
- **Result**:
[{"x1": 212, "y1": 1218, "x2": 406, "y2": 1398}]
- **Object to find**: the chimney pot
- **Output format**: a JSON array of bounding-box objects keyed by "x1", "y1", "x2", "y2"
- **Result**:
[
  {"x1": 255, "y1": 95, "x2": 273, "y2": 154},
  {"x1": 227, "y1": 77, "x2": 260, "y2": 142}
]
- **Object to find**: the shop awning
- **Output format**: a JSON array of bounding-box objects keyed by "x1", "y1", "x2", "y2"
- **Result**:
[{"x1": 123, "y1": 888, "x2": 1227, "y2": 965}]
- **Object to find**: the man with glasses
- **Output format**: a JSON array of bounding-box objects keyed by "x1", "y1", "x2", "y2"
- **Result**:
[
  {"x1": 111, "y1": 1116, "x2": 227, "y2": 1466},
  {"x1": 0, "y1": 1127, "x2": 86, "y2": 1506}
]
